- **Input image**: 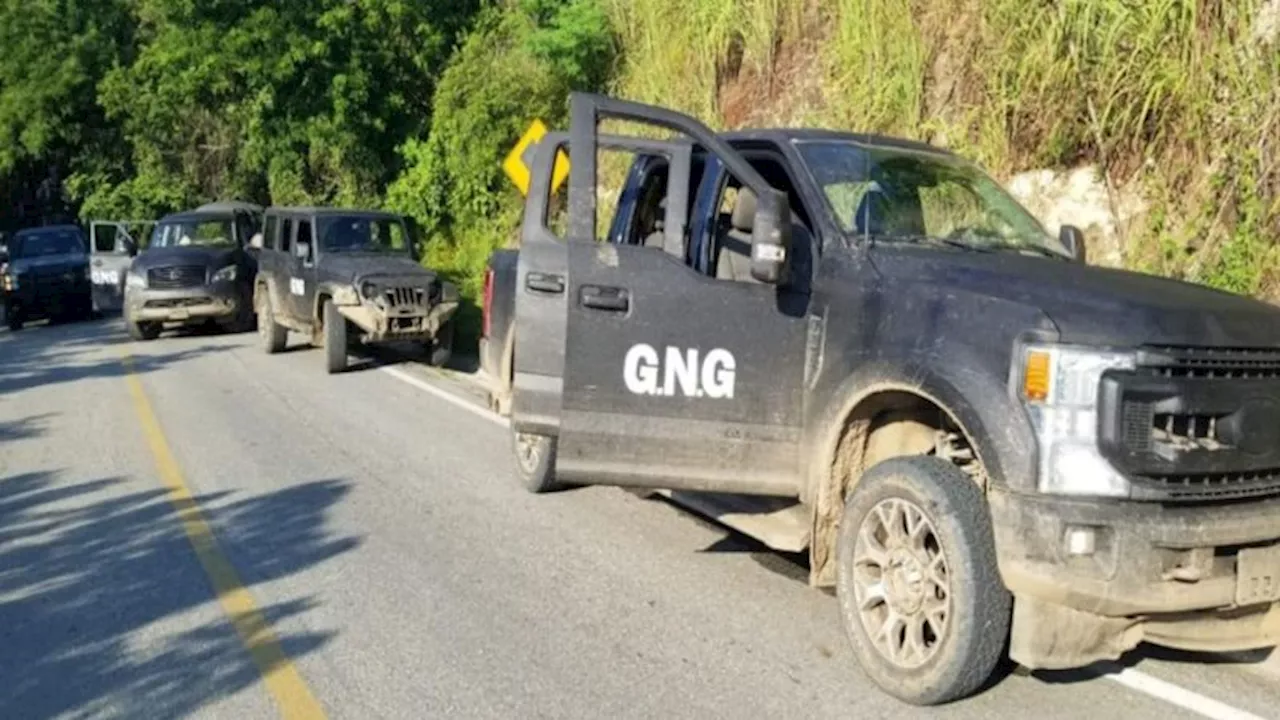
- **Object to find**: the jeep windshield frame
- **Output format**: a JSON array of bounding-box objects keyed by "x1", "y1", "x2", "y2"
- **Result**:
[
  {"x1": 316, "y1": 213, "x2": 412, "y2": 256},
  {"x1": 795, "y1": 139, "x2": 1071, "y2": 259}
]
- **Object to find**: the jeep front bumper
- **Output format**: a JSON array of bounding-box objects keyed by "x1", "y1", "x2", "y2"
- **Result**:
[
  {"x1": 991, "y1": 487, "x2": 1280, "y2": 669},
  {"x1": 338, "y1": 298, "x2": 459, "y2": 343}
]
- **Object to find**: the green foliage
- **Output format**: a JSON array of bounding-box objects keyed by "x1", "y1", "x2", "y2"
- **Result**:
[{"x1": 387, "y1": 0, "x2": 615, "y2": 348}]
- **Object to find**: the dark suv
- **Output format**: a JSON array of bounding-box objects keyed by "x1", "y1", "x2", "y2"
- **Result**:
[
  {"x1": 1, "y1": 225, "x2": 93, "y2": 331},
  {"x1": 253, "y1": 206, "x2": 459, "y2": 373},
  {"x1": 123, "y1": 206, "x2": 259, "y2": 340}
]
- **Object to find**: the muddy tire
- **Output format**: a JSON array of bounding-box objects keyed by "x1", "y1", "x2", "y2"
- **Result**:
[
  {"x1": 257, "y1": 291, "x2": 287, "y2": 354},
  {"x1": 428, "y1": 320, "x2": 454, "y2": 368},
  {"x1": 6, "y1": 306, "x2": 23, "y2": 332},
  {"x1": 127, "y1": 319, "x2": 161, "y2": 341},
  {"x1": 513, "y1": 431, "x2": 559, "y2": 493},
  {"x1": 323, "y1": 300, "x2": 347, "y2": 374},
  {"x1": 836, "y1": 455, "x2": 1009, "y2": 706}
]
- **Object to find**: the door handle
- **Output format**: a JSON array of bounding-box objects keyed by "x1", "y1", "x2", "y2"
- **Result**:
[
  {"x1": 580, "y1": 285, "x2": 629, "y2": 312},
  {"x1": 526, "y1": 272, "x2": 564, "y2": 294}
]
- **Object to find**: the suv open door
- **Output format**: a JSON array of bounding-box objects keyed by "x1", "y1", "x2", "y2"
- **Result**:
[
  {"x1": 512, "y1": 93, "x2": 806, "y2": 496},
  {"x1": 89, "y1": 220, "x2": 151, "y2": 313}
]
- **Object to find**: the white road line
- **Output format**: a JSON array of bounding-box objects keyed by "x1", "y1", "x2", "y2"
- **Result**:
[
  {"x1": 1105, "y1": 668, "x2": 1270, "y2": 720},
  {"x1": 381, "y1": 362, "x2": 1272, "y2": 720},
  {"x1": 380, "y1": 365, "x2": 509, "y2": 428}
]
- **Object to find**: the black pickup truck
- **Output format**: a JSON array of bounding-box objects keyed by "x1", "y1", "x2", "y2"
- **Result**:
[{"x1": 481, "y1": 94, "x2": 1280, "y2": 704}]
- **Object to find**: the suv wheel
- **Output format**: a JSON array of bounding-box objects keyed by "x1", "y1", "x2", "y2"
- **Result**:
[
  {"x1": 5, "y1": 303, "x2": 23, "y2": 332},
  {"x1": 427, "y1": 320, "x2": 454, "y2": 368},
  {"x1": 127, "y1": 319, "x2": 161, "y2": 341},
  {"x1": 257, "y1": 291, "x2": 287, "y2": 354},
  {"x1": 323, "y1": 300, "x2": 348, "y2": 374},
  {"x1": 836, "y1": 456, "x2": 1009, "y2": 706},
  {"x1": 513, "y1": 431, "x2": 560, "y2": 493}
]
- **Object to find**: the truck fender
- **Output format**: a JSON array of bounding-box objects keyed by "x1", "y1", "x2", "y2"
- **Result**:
[{"x1": 803, "y1": 354, "x2": 1036, "y2": 587}]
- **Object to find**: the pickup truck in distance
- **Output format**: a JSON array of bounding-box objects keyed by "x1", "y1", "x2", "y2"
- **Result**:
[{"x1": 481, "y1": 93, "x2": 1280, "y2": 705}]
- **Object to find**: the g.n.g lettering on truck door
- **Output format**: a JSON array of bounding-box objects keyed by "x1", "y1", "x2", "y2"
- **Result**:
[{"x1": 623, "y1": 343, "x2": 736, "y2": 399}]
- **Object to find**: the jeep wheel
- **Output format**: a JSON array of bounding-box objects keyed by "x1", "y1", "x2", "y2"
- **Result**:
[
  {"x1": 836, "y1": 456, "x2": 1010, "y2": 706},
  {"x1": 428, "y1": 320, "x2": 454, "y2": 368},
  {"x1": 513, "y1": 431, "x2": 560, "y2": 493},
  {"x1": 127, "y1": 319, "x2": 162, "y2": 341},
  {"x1": 323, "y1": 300, "x2": 348, "y2": 374},
  {"x1": 257, "y1": 291, "x2": 287, "y2": 354}
]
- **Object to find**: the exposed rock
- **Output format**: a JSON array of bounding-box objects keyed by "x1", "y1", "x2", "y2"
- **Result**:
[{"x1": 1005, "y1": 165, "x2": 1146, "y2": 268}]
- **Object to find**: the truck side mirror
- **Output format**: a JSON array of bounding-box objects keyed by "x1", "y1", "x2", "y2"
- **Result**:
[
  {"x1": 295, "y1": 240, "x2": 311, "y2": 261},
  {"x1": 750, "y1": 188, "x2": 791, "y2": 284},
  {"x1": 123, "y1": 237, "x2": 138, "y2": 257},
  {"x1": 1060, "y1": 224, "x2": 1086, "y2": 263}
]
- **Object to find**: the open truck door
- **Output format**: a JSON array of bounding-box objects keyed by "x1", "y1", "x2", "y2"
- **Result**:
[
  {"x1": 89, "y1": 220, "x2": 152, "y2": 313},
  {"x1": 512, "y1": 93, "x2": 807, "y2": 497}
]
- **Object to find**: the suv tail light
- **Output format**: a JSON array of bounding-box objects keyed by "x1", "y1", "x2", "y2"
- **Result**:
[{"x1": 482, "y1": 266, "x2": 494, "y2": 338}]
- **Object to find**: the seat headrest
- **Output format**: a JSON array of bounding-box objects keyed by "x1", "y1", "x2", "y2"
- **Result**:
[{"x1": 731, "y1": 187, "x2": 757, "y2": 232}]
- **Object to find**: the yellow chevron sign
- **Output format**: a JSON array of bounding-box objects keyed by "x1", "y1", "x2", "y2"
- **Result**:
[{"x1": 502, "y1": 119, "x2": 570, "y2": 196}]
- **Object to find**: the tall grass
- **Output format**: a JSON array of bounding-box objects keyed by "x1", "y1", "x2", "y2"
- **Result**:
[{"x1": 604, "y1": 0, "x2": 1280, "y2": 297}]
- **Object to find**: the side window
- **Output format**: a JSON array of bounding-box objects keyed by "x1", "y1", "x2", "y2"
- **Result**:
[
  {"x1": 706, "y1": 152, "x2": 816, "y2": 284},
  {"x1": 280, "y1": 218, "x2": 293, "y2": 254},
  {"x1": 263, "y1": 215, "x2": 279, "y2": 251},
  {"x1": 297, "y1": 220, "x2": 314, "y2": 262}
]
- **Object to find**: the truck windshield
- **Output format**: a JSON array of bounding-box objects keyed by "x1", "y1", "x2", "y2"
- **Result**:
[
  {"x1": 11, "y1": 229, "x2": 86, "y2": 258},
  {"x1": 797, "y1": 140, "x2": 1068, "y2": 258},
  {"x1": 151, "y1": 219, "x2": 237, "y2": 249},
  {"x1": 318, "y1": 216, "x2": 409, "y2": 254}
]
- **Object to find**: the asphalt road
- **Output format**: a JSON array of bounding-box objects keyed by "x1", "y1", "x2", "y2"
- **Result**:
[{"x1": 3, "y1": 316, "x2": 1280, "y2": 720}]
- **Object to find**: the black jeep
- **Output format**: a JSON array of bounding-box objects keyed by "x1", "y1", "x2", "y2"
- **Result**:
[
  {"x1": 2, "y1": 225, "x2": 93, "y2": 331},
  {"x1": 252, "y1": 207, "x2": 459, "y2": 373},
  {"x1": 123, "y1": 206, "x2": 260, "y2": 340}
]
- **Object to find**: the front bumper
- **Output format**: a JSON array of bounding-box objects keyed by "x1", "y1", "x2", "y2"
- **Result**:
[
  {"x1": 5, "y1": 278, "x2": 92, "y2": 316},
  {"x1": 992, "y1": 487, "x2": 1280, "y2": 666},
  {"x1": 338, "y1": 297, "x2": 460, "y2": 343},
  {"x1": 126, "y1": 283, "x2": 242, "y2": 323}
]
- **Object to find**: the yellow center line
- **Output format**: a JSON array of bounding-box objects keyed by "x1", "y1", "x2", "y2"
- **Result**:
[{"x1": 122, "y1": 354, "x2": 327, "y2": 720}]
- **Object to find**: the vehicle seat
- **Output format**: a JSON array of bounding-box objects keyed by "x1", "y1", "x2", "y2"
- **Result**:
[
  {"x1": 854, "y1": 184, "x2": 926, "y2": 237},
  {"x1": 715, "y1": 188, "x2": 762, "y2": 283},
  {"x1": 642, "y1": 198, "x2": 666, "y2": 249}
]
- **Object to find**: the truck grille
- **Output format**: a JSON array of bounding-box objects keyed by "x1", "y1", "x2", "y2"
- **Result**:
[
  {"x1": 1136, "y1": 345, "x2": 1280, "y2": 379},
  {"x1": 382, "y1": 285, "x2": 431, "y2": 310},
  {"x1": 1102, "y1": 345, "x2": 1280, "y2": 501},
  {"x1": 147, "y1": 265, "x2": 205, "y2": 289}
]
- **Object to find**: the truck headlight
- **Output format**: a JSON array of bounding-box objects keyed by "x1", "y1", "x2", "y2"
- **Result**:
[
  {"x1": 2, "y1": 273, "x2": 16, "y2": 291},
  {"x1": 126, "y1": 273, "x2": 146, "y2": 289},
  {"x1": 1017, "y1": 343, "x2": 1136, "y2": 497},
  {"x1": 211, "y1": 265, "x2": 237, "y2": 283}
]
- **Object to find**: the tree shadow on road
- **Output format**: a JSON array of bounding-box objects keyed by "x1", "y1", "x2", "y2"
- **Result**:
[
  {"x1": 0, "y1": 472, "x2": 359, "y2": 719},
  {"x1": 0, "y1": 318, "x2": 232, "y2": 396}
]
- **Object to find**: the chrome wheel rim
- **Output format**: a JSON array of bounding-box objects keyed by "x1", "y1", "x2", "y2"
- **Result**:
[
  {"x1": 852, "y1": 497, "x2": 951, "y2": 669},
  {"x1": 515, "y1": 433, "x2": 541, "y2": 473}
]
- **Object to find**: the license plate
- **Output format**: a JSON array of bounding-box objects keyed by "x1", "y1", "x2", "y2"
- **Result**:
[
  {"x1": 169, "y1": 309, "x2": 191, "y2": 320},
  {"x1": 1236, "y1": 545, "x2": 1280, "y2": 606}
]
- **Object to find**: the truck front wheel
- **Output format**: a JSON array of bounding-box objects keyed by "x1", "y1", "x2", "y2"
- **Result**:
[
  {"x1": 513, "y1": 432, "x2": 559, "y2": 493},
  {"x1": 127, "y1": 319, "x2": 161, "y2": 341},
  {"x1": 323, "y1": 300, "x2": 348, "y2": 374},
  {"x1": 836, "y1": 456, "x2": 1010, "y2": 706}
]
